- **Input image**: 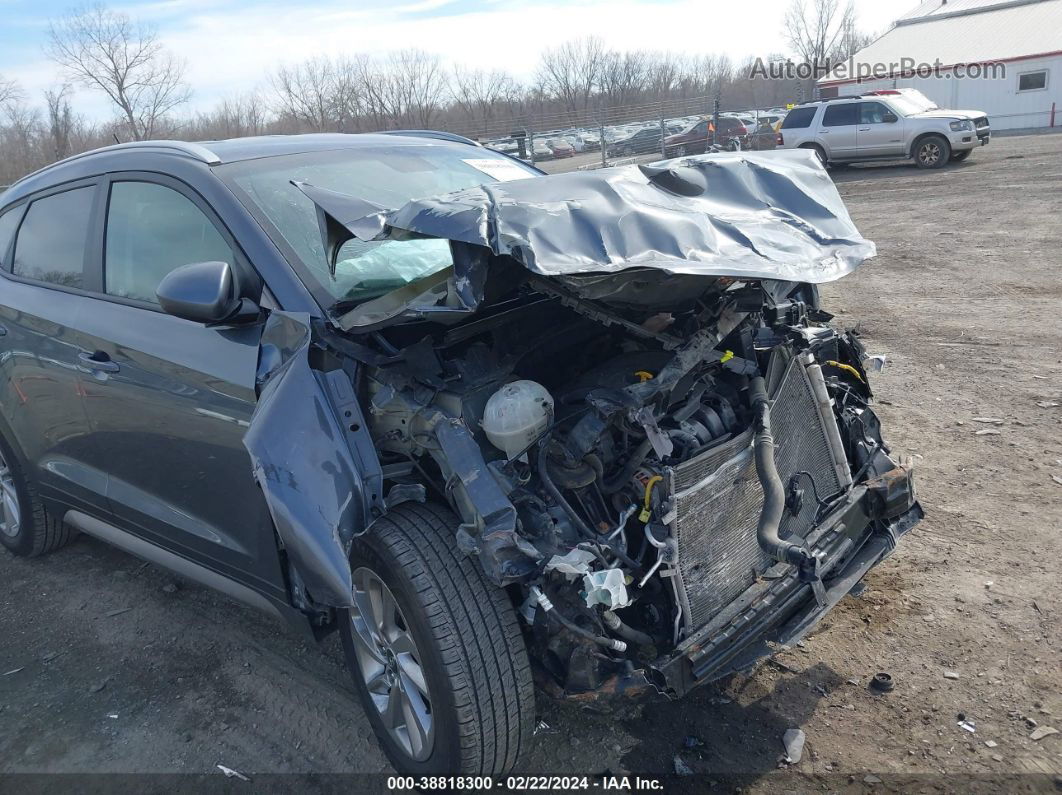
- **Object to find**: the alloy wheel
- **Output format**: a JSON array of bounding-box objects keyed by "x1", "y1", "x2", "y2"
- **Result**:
[
  {"x1": 0, "y1": 449, "x2": 20, "y2": 538},
  {"x1": 919, "y1": 142, "x2": 942, "y2": 167},
  {"x1": 349, "y1": 567, "x2": 434, "y2": 761}
]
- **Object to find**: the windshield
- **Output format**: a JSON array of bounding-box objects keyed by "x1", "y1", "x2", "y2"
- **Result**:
[
  {"x1": 220, "y1": 144, "x2": 537, "y2": 309},
  {"x1": 887, "y1": 94, "x2": 935, "y2": 115}
]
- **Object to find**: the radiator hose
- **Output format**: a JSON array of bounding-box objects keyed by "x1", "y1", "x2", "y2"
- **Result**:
[{"x1": 749, "y1": 376, "x2": 816, "y2": 569}]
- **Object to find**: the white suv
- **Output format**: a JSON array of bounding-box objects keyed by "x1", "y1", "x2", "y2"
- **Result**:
[{"x1": 777, "y1": 93, "x2": 990, "y2": 169}]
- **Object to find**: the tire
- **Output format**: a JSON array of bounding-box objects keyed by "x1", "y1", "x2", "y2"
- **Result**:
[
  {"x1": 675, "y1": 145, "x2": 688, "y2": 157},
  {"x1": 803, "y1": 144, "x2": 828, "y2": 167},
  {"x1": 951, "y1": 150, "x2": 972, "y2": 162},
  {"x1": 340, "y1": 501, "x2": 534, "y2": 776},
  {"x1": 0, "y1": 429, "x2": 75, "y2": 557},
  {"x1": 915, "y1": 135, "x2": 950, "y2": 169}
]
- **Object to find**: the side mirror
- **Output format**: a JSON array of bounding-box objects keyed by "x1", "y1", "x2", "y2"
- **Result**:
[
  {"x1": 883, "y1": 113, "x2": 898, "y2": 123},
  {"x1": 156, "y1": 261, "x2": 258, "y2": 325}
]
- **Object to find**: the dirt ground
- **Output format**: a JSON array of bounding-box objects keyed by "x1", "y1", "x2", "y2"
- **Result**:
[{"x1": 1, "y1": 133, "x2": 1061, "y2": 791}]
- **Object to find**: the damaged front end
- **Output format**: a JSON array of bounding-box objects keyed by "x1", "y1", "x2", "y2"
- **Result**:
[{"x1": 258, "y1": 150, "x2": 922, "y2": 699}]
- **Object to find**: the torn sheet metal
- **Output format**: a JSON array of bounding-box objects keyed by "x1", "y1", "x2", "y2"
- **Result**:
[
  {"x1": 299, "y1": 150, "x2": 875, "y2": 286},
  {"x1": 243, "y1": 311, "x2": 381, "y2": 608}
]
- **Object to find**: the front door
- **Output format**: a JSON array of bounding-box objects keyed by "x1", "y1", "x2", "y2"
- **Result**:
[
  {"x1": 857, "y1": 101, "x2": 906, "y2": 157},
  {"x1": 74, "y1": 175, "x2": 285, "y2": 596}
]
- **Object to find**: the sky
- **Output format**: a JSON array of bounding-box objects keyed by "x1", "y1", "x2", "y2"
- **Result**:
[{"x1": 0, "y1": 0, "x2": 905, "y2": 120}]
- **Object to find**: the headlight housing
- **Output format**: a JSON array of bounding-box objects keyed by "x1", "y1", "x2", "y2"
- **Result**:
[{"x1": 950, "y1": 120, "x2": 973, "y2": 131}]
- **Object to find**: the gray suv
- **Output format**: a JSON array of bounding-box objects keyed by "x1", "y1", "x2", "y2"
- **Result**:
[
  {"x1": 778, "y1": 94, "x2": 990, "y2": 168},
  {"x1": 0, "y1": 135, "x2": 921, "y2": 776}
]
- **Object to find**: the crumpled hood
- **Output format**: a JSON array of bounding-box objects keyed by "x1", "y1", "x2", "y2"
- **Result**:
[{"x1": 296, "y1": 149, "x2": 876, "y2": 287}]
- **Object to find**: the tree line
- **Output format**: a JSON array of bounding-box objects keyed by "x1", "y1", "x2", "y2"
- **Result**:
[{"x1": 0, "y1": 0, "x2": 872, "y2": 185}]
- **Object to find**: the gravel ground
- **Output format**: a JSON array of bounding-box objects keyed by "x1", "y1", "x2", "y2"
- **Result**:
[{"x1": 1, "y1": 132, "x2": 1060, "y2": 791}]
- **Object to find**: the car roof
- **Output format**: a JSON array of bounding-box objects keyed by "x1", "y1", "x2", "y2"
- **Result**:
[{"x1": 0, "y1": 132, "x2": 484, "y2": 206}]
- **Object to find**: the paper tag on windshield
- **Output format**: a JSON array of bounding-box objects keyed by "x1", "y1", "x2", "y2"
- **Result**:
[{"x1": 463, "y1": 158, "x2": 530, "y2": 182}]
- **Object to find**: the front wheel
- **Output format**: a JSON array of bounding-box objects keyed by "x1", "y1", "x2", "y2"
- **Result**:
[
  {"x1": 915, "y1": 135, "x2": 951, "y2": 169},
  {"x1": 340, "y1": 502, "x2": 534, "y2": 776}
]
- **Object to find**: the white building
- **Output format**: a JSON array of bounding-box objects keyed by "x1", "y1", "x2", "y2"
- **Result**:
[{"x1": 818, "y1": 0, "x2": 1062, "y2": 131}]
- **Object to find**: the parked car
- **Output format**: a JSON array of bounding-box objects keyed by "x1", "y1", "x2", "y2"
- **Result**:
[
  {"x1": 562, "y1": 135, "x2": 586, "y2": 153},
  {"x1": 527, "y1": 139, "x2": 553, "y2": 161},
  {"x1": 607, "y1": 127, "x2": 664, "y2": 157},
  {"x1": 547, "y1": 138, "x2": 575, "y2": 158},
  {"x1": 0, "y1": 133, "x2": 921, "y2": 777},
  {"x1": 663, "y1": 116, "x2": 749, "y2": 157},
  {"x1": 777, "y1": 95, "x2": 990, "y2": 168}
]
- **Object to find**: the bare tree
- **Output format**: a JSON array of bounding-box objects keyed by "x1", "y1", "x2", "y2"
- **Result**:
[
  {"x1": 783, "y1": 0, "x2": 856, "y2": 66},
  {"x1": 47, "y1": 3, "x2": 191, "y2": 140},
  {"x1": 270, "y1": 57, "x2": 336, "y2": 131},
  {"x1": 831, "y1": 16, "x2": 874, "y2": 62},
  {"x1": 387, "y1": 50, "x2": 448, "y2": 128},
  {"x1": 536, "y1": 37, "x2": 606, "y2": 115},
  {"x1": 450, "y1": 66, "x2": 517, "y2": 134},
  {"x1": 0, "y1": 74, "x2": 22, "y2": 109},
  {"x1": 599, "y1": 50, "x2": 651, "y2": 110},
  {"x1": 45, "y1": 84, "x2": 76, "y2": 160}
]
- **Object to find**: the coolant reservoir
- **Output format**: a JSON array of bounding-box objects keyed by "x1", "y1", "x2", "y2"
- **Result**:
[{"x1": 482, "y1": 380, "x2": 554, "y2": 460}]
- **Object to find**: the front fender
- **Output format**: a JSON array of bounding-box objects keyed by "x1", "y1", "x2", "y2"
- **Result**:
[{"x1": 243, "y1": 311, "x2": 382, "y2": 608}]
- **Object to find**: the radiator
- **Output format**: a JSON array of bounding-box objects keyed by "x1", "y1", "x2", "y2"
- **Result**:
[{"x1": 667, "y1": 354, "x2": 848, "y2": 631}]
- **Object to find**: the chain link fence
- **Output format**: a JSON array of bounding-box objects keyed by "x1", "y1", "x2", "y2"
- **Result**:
[{"x1": 437, "y1": 93, "x2": 792, "y2": 174}]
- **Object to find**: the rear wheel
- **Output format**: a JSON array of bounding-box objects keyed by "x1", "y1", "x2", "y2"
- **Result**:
[
  {"x1": 951, "y1": 150, "x2": 972, "y2": 162},
  {"x1": 802, "y1": 144, "x2": 828, "y2": 167},
  {"x1": 675, "y1": 144, "x2": 688, "y2": 157},
  {"x1": 0, "y1": 430, "x2": 75, "y2": 557},
  {"x1": 915, "y1": 135, "x2": 951, "y2": 169},
  {"x1": 340, "y1": 501, "x2": 534, "y2": 776}
]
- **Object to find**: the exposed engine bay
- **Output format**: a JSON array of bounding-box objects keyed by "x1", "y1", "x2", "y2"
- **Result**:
[
  {"x1": 356, "y1": 271, "x2": 920, "y2": 697},
  {"x1": 244, "y1": 151, "x2": 922, "y2": 700}
]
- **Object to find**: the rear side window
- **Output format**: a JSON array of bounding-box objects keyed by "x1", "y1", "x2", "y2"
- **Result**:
[
  {"x1": 104, "y1": 181, "x2": 235, "y2": 304},
  {"x1": 0, "y1": 205, "x2": 25, "y2": 270},
  {"x1": 12, "y1": 186, "x2": 95, "y2": 289},
  {"x1": 822, "y1": 103, "x2": 859, "y2": 127},
  {"x1": 781, "y1": 107, "x2": 817, "y2": 129}
]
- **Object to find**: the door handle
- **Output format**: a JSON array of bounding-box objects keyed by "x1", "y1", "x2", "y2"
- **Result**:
[
  {"x1": 78, "y1": 351, "x2": 120, "y2": 373},
  {"x1": 0, "y1": 324, "x2": 7, "y2": 337},
  {"x1": 858, "y1": 127, "x2": 871, "y2": 132}
]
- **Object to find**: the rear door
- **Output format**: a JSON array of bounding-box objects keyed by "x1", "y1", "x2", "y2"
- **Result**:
[
  {"x1": 0, "y1": 182, "x2": 108, "y2": 514},
  {"x1": 73, "y1": 173, "x2": 284, "y2": 595},
  {"x1": 820, "y1": 103, "x2": 860, "y2": 159},
  {"x1": 857, "y1": 101, "x2": 906, "y2": 157}
]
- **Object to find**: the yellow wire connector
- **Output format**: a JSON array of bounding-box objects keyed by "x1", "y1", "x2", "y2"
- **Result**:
[
  {"x1": 720, "y1": 350, "x2": 735, "y2": 364},
  {"x1": 825, "y1": 360, "x2": 865, "y2": 383},
  {"x1": 639, "y1": 475, "x2": 663, "y2": 523}
]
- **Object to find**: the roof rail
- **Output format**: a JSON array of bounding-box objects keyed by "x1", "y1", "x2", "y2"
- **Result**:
[
  {"x1": 799, "y1": 94, "x2": 868, "y2": 106},
  {"x1": 10, "y1": 140, "x2": 222, "y2": 189},
  {"x1": 379, "y1": 129, "x2": 482, "y2": 147}
]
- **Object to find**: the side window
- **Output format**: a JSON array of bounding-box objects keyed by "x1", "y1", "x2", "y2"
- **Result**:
[
  {"x1": 822, "y1": 103, "x2": 859, "y2": 127},
  {"x1": 780, "y1": 107, "x2": 816, "y2": 129},
  {"x1": 105, "y1": 181, "x2": 235, "y2": 304},
  {"x1": 1018, "y1": 70, "x2": 1047, "y2": 92},
  {"x1": 12, "y1": 186, "x2": 95, "y2": 289},
  {"x1": 0, "y1": 205, "x2": 25, "y2": 271},
  {"x1": 860, "y1": 102, "x2": 891, "y2": 124}
]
